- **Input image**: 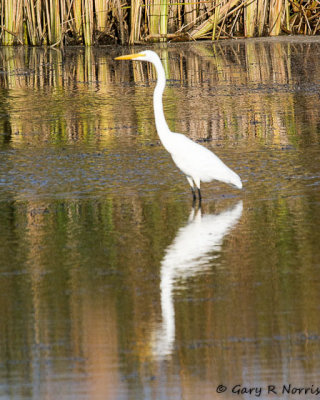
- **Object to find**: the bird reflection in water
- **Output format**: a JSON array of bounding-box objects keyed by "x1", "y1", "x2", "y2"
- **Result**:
[{"x1": 151, "y1": 201, "x2": 243, "y2": 359}]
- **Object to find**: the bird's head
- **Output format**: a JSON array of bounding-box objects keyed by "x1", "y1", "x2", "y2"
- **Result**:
[{"x1": 115, "y1": 50, "x2": 158, "y2": 63}]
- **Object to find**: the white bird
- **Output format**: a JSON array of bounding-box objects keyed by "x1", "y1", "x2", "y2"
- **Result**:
[{"x1": 115, "y1": 50, "x2": 242, "y2": 202}]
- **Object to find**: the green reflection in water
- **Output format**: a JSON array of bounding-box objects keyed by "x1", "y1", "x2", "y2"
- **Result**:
[
  {"x1": 0, "y1": 192, "x2": 319, "y2": 398},
  {"x1": 0, "y1": 39, "x2": 319, "y2": 399}
]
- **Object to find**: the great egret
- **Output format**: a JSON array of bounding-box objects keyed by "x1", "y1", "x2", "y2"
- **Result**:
[{"x1": 115, "y1": 50, "x2": 242, "y2": 201}]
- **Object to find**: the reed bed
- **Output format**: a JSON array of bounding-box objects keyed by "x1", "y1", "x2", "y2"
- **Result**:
[{"x1": 0, "y1": 0, "x2": 319, "y2": 45}]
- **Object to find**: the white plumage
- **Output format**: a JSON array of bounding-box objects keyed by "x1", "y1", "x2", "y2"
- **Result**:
[{"x1": 115, "y1": 50, "x2": 242, "y2": 201}]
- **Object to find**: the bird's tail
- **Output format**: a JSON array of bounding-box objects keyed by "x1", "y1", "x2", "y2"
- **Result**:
[{"x1": 229, "y1": 170, "x2": 243, "y2": 189}]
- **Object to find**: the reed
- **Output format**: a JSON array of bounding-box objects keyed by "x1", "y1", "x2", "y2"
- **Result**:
[
  {"x1": 3, "y1": 0, "x2": 14, "y2": 45},
  {"x1": 148, "y1": 0, "x2": 161, "y2": 40},
  {"x1": 269, "y1": 0, "x2": 283, "y2": 35},
  {"x1": 168, "y1": 0, "x2": 179, "y2": 32},
  {"x1": 244, "y1": 0, "x2": 257, "y2": 37},
  {"x1": 95, "y1": 0, "x2": 107, "y2": 31},
  {"x1": 184, "y1": 0, "x2": 197, "y2": 28},
  {"x1": 24, "y1": 0, "x2": 37, "y2": 45},
  {"x1": 160, "y1": 0, "x2": 168, "y2": 41},
  {"x1": 83, "y1": 0, "x2": 93, "y2": 46},
  {"x1": 0, "y1": 0, "x2": 319, "y2": 45},
  {"x1": 72, "y1": 0, "x2": 83, "y2": 40},
  {"x1": 256, "y1": 0, "x2": 267, "y2": 35},
  {"x1": 130, "y1": 0, "x2": 142, "y2": 44},
  {"x1": 51, "y1": 0, "x2": 62, "y2": 44},
  {"x1": 190, "y1": 0, "x2": 242, "y2": 39},
  {"x1": 116, "y1": 0, "x2": 126, "y2": 44},
  {"x1": 211, "y1": 0, "x2": 220, "y2": 40}
]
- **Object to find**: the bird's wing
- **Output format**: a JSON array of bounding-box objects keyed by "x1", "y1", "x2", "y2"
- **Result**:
[{"x1": 168, "y1": 133, "x2": 236, "y2": 183}]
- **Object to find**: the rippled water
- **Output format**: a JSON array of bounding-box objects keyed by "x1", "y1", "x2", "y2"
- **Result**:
[{"x1": 0, "y1": 38, "x2": 320, "y2": 399}]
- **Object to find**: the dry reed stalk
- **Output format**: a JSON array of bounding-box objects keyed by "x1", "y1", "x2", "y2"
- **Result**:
[
  {"x1": 148, "y1": 0, "x2": 161, "y2": 38},
  {"x1": 63, "y1": 0, "x2": 78, "y2": 41},
  {"x1": 269, "y1": 0, "x2": 283, "y2": 35},
  {"x1": 35, "y1": 0, "x2": 44, "y2": 42},
  {"x1": 301, "y1": 5, "x2": 312, "y2": 33},
  {"x1": 44, "y1": 0, "x2": 51, "y2": 42},
  {"x1": 256, "y1": 0, "x2": 267, "y2": 35},
  {"x1": 177, "y1": 0, "x2": 182, "y2": 28},
  {"x1": 229, "y1": 7, "x2": 241, "y2": 35},
  {"x1": 190, "y1": 0, "x2": 242, "y2": 39},
  {"x1": 3, "y1": 0, "x2": 14, "y2": 44},
  {"x1": 48, "y1": 0, "x2": 62, "y2": 44},
  {"x1": 83, "y1": 0, "x2": 94, "y2": 45},
  {"x1": 130, "y1": 0, "x2": 142, "y2": 43},
  {"x1": 95, "y1": 0, "x2": 107, "y2": 31},
  {"x1": 116, "y1": 0, "x2": 126, "y2": 44},
  {"x1": 24, "y1": 0, "x2": 38, "y2": 44},
  {"x1": 160, "y1": 0, "x2": 169, "y2": 40},
  {"x1": 2, "y1": 0, "x2": 320, "y2": 45},
  {"x1": 217, "y1": 5, "x2": 230, "y2": 38},
  {"x1": 283, "y1": 0, "x2": 290, "y2": 32},
  {"x1": 17, "y1": 0, "x2": 24, "y2": 42},
  {"x1": 7, "y1": 0, "x2": 24, "y2": 44},
  {"x1": 184, "y1": 0, "x2": 197, "y2": 28},
  {"x1": 198, "y1": 0, "x2": 209, "y2": 24},
  {"x1": 0, "y1": 1, "x2": 3, "y2": 41},
  {"x1": 49, "y1": 0, "x2": 55, "y2": 43},
  {"x1": 212, "y1": 0, "x2": 221, "y2": 40},
  {"x1": 176, "y1": 2, "x2": 216, "y2": 34},
  {"x1": 313, "y1": 14, "x2": 320, "y2": 34},
  {"x1": 72, "y1": 0, "x2": 83, "y2": 39},
  {"x1": 244, "y1": 0, "x2": 257, "y2": 37},
  {"x1": 168, "y1": 0, "x2": 178, "y2": 32},
  {"x1": 60, "y1": 0, "x2": 67, "y2": 42}
]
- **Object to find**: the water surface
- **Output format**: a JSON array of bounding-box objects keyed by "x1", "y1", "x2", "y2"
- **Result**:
[{"x1": 0, "y1": 38, "x2": 320, "y2": 399}]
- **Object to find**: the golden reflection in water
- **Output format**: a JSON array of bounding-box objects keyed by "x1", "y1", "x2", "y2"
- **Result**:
[
  {"x1": 69, "y1": 276, "x2": 124, "y2": 400},
  {"x1": 20, "y1": 199, "x2": 130, "y2": 399},
  {"x1": 0, "y1": 40, "x2": 319, "y2": 148},
  {"x1": 151, "y1": 201, "x2": 243, "y2": 359}
]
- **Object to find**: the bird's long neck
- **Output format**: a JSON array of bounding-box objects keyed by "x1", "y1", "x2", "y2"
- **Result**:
[{"x1": 151, "y1": 56, "x2": 171, "y2": 145}]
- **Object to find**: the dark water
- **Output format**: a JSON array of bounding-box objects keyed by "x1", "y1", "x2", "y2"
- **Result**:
[{"x1": 0, "y1": 38, "x2": 320, "y2": 399}]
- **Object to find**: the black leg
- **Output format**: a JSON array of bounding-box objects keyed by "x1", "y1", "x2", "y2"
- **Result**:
[
  {"x1": 197, "y1": 188, "x2": 202, "y2": 204},
  {"x1": 191, "y1": 187, "x2": 196, "y2": 201},
  {"x1": 190, "y1": 187, "x2": 196, "y2": 208}
]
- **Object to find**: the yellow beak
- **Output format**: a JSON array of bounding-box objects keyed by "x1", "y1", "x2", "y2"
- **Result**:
[{"x1": 115, "y1": 52, "x2": 145, "y2": 60}]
